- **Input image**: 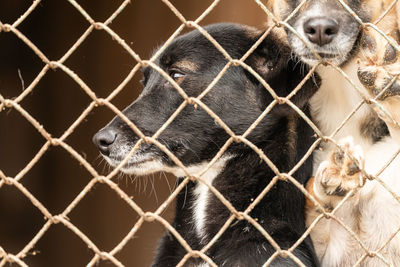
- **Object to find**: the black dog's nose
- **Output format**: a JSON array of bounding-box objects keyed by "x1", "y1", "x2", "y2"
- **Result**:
[
  {"x1": 304, "y1": 18, "x2": 339, "y2": 46},
  {"x1": 92, "y1": 128, "x2": 117, "y2": 156}
]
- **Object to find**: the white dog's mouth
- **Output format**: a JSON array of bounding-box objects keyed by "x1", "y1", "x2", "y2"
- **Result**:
[
  {"x1": 302, "y1": 52, "x2": 338, "y2": 59},
  {"x1": 299, "y1": 51, "x2": 343, "y2": 66}
]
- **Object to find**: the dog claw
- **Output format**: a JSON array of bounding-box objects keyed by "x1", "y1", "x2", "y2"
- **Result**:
[
  {"x1": 357, "y1": 68, "x2": 377, "y2": 88},
  {"x1": 358, "y1": 65, "x2": 400, "y2": 101},
  {"x1": 384, "y1": 44, "x2": 398, "y2": 64},
  {"x1": 316, "y1": 138, "x2": 365, "y2": 197}
]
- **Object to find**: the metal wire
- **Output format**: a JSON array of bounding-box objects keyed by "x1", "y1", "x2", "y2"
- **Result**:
[{"x1": 1, "y1": 0, "x2": 400, "y2": 266}]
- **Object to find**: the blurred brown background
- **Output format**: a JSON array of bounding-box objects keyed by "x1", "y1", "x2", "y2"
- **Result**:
[{"x1": 0, "y1": 1, "x2": 266, "y2": 266}]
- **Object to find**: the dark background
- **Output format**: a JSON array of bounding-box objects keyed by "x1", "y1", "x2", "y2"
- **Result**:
[{"x1": 0, "y1": 1, "x2": 266, "y2": 266}]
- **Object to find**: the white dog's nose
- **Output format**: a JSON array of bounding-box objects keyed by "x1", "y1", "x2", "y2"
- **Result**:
[{"x1": 304, "y1": 17, "x2": 339, "y2": 46}]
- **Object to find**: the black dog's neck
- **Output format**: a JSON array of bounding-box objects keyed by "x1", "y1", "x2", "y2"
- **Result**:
[
  {"x1": 173, "y1": 114, "x2": 313, "y2": 246},
  {"x1": 153, "y1": 109, "x2": 318, "y2": 267}
]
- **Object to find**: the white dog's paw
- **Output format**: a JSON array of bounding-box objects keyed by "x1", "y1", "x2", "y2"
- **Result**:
[{"x1": 316, "y1": 137, "x2": 365, "y2": 197}]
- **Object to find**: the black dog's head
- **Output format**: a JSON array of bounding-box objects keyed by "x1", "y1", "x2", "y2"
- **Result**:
[
  {"x1": 269, "y1": 0, "x2": 379, "y2": 66},
  {"x1": 93, "y1": 23, "x2": 319, "y2": 176}
]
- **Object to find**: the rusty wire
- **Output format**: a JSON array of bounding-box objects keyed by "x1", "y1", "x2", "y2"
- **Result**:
[{"x1": 2, "y1": 0, "x2": 400, "y2": 266}]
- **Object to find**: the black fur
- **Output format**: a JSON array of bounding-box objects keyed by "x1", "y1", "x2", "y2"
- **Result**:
[{"x1": 93, "y1": 23, "x2": 321, "y2": 266}]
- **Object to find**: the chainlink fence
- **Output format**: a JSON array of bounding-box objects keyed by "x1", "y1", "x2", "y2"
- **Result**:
[{"x1": 1, "y1": 0, "x2": 400, "y2": 266}]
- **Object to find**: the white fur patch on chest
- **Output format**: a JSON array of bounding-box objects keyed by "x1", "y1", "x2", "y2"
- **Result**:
[
  {"x1": 170, "y1": 156, "x2": 231, "y2": 241},
  {"x1": 193, "y1": 182, "x2": 211, "y2": 241}
]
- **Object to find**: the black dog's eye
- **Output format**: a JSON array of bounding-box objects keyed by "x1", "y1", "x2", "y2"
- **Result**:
[{"x1": 170, "y1": 71, "x2": 185, "y2": 84}]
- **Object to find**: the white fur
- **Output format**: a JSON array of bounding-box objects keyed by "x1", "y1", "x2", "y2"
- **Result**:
[
  {"x1": 311, "y1": 64, "x2": 372, "y2": 154},
  {"x1": 289, "y1": 4, "x2": 358, "y2": 66},
  {"x1": 308, "y1": 63, "x2": 400, "y2": 266},
  {"x1": 189, "y1": 157, "x2": 231, "y2": 241},
  {"x1": 105, "y1": 149, "x2": 231, "y2": 241}
]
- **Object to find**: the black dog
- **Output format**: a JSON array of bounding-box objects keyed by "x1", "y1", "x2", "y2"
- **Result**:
[{"x1": 93, "y1": 23, "x2": 320, "y2": 266}]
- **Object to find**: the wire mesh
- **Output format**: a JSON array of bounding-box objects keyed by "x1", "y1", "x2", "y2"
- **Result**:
[{"x1": 1, "y1": 0, "x2": 400, "y2": 266}]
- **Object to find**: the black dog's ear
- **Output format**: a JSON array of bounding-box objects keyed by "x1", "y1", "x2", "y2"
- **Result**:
[
  {"x1": 246, "y1": 31, "x2": 320, "y2": 113},
  {"x1": 245, "y1": 32, "x2": 291, "y2": 82}
]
